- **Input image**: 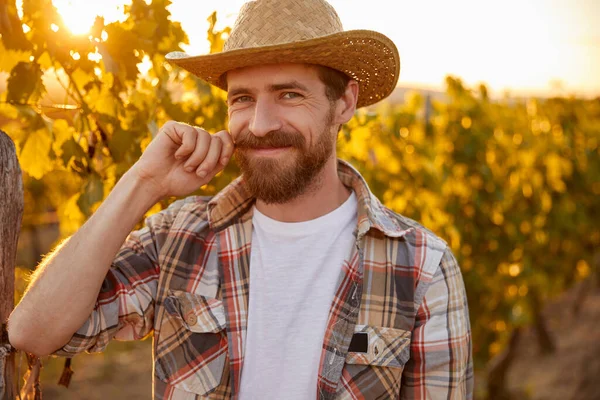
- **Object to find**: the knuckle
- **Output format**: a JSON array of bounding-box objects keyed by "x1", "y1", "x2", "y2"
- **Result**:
[
  {"x1": 165, "y1": 120, "x2": 185, "y2": 131},
  {"x1": 202, "y1": 150, "x2": 220, "y2": 166},
  {"x1": 184, "y1": 129, "x2": 198, "y2": 141},
  {"x1": 202, "y1": 159, "x2": 218, "y2": 171},
  {"x1": 217, "y1": 130, "x2": 232, "y2": 139},
  {"x1": 197, "y1": 130, "x2": 211, "y2": 143},
  {"x1": 220, "y1": 133, "x2": 234, "y2": 148}
]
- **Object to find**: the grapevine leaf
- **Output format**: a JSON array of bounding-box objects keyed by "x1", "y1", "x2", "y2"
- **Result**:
[
  {"x1": 0, "y1": 41, "x2": 30, "y2": 72},
  {"x1": 108, "y1": 127, "x2": 136, "y2": 163},
  {"x1": 77, "y1": 172, "x2": 104, "y2": 216},
  {"x1": 7, "y1": 61, "x2": 44, "y2": 103},
  {"x1": 19, "y1": 127, "x2": 53, "y2": 179}
]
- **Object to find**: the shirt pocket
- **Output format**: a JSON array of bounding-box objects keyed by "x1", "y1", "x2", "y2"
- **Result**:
[
  {"x1": 339, "y1": 325, "x2": 411, "y2": 398},
  {"x1": 155, "y1": 290, "x2": 229, "y2": 396}
]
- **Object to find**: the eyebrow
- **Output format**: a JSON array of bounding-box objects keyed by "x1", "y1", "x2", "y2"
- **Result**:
[
  {"x1": 228, "y1": 80, "x2": 309, "y2": 100},
  {"x1": 269, "y1": 81, "x2": 309, "y2": 92}
]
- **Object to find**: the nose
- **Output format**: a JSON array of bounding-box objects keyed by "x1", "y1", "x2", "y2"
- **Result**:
[{"x1": 249, "y1": 99, "x2": 281, "y2": 137}]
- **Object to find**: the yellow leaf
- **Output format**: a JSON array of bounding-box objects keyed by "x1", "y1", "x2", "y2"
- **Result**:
[
  {"x1": 0, "y1": 41, "x2": 30, "y2": 73},
  {"x1": 19, "y1": 129, "x2": 53, "y2": 179},
  {"x1": 0, "y1": 102, "x2": 18, "y2": 119},
  {"x1": 57, "y1": 193, "x2": 85, "y2": 236},
  {"x1": 95, "y1": 90, "x2": 118, "y2": 118},
  {"x1": 491, "y1": 210, "x2": 504, "y2": 225},
  {"x1": 576, "y1": 260, "x2": 591, "y2": 279},
  {"x1": 51, "y1": 119, "x2": 74, "y2": 157},
  {"x1": 140, "y1": 135, "x2": 152, "y2": 152},
  {"x1": 71, "y1": 67, "x2": 94, "y2": 90},
  {"x1": 145, "y1": 202, "x2": 163, "y2": 219},
  {"x1": 37, "y1": 51, "x2": 54, "y2": 70},
  {"x1": 104, "y1": 72, "x2": 115, "y2": 89},
  {"x1": 541, "y1": 191, "x2": 552, "y2": 213}
]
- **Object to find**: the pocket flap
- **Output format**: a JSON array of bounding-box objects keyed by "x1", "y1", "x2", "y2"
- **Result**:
[
  {"x1": 345, "y1": 325, "x2": 411, "y2": 368},
  {"x1": 164, "y1": 290, "x2": 226, "y2": 334}
]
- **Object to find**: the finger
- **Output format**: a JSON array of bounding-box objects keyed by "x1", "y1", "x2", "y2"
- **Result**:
[
  {"x1": 214, "y1": 130, "x2": 234, "y2": 166},
  {"x1": 182, "y1": 128, "x2": 211, "y2": 172},
  {"x1": 173, "y1": 124, "x2": 198, "y2": 159},
  {"x1": 196, "y1": 136, "x2": 223, "y2": 178},
  {"x1": 160, "y1": 121, "x2": 178, "y2": 144}
]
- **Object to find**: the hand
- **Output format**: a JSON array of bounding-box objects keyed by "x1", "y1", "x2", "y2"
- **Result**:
[{"x1": 130, "y1": 121, "x2": 234, "y2": 200}]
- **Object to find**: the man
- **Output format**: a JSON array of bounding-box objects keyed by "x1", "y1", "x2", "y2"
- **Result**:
[{"x1": 8, "y1": 0, "x2": 473, "y2": 398}]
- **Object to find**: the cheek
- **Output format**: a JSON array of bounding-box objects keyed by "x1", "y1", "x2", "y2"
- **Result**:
[
  {"x1": 284, "y1": 112, "x2": 311, "y2": 134},
  {"x1": 227, "y1": 111, "x2": 249, "y2": 139},
  {"x1": 292, "y1": 118, "x2": 320, "y2": 146}
]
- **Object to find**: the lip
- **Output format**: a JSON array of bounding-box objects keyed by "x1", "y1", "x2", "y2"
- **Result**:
[{"x1": 249, "y1": 146, "x2": 292, "y2": 155}]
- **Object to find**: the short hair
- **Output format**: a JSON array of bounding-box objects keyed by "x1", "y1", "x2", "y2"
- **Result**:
[{"x1": 315, "y1": 65, "x2": 351, "y2": 103}]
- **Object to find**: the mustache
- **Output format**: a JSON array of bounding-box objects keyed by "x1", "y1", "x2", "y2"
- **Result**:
[{"x1": 235, "y1": 130, "x2": 306, "y2": 149}]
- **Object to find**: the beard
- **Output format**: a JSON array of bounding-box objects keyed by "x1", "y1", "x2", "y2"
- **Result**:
[{"x1": 234, "y1": 109, "x2": 336, "y2": 204}]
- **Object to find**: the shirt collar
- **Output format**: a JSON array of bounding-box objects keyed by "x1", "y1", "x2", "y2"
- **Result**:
[{"x1": 207, "y1": 159, "x2": 410, "y2": 238}]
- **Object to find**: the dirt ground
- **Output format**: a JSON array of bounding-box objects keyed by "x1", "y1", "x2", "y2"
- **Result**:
[
  {"x1": 505, "y1": 283, "x2": 600, "y2": 400},
  {"x1": 39, "y1": 340, "x2": 152, "y2": 399},
  {"x1": 28, "y1": 283, "x2": 600, "y2": 400}
]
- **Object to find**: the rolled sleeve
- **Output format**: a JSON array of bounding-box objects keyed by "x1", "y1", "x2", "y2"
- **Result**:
[{"x1": 52, "y1": 200, "x2": 187, "y2": 356}]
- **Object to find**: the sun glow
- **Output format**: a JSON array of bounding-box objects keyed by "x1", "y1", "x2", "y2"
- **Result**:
[
  {"x1": 52, "y1": 0, "x2": 128, "y2": 35},
  {"x1": 326, "y1": 0, "x2": 600, "y2": 97}
]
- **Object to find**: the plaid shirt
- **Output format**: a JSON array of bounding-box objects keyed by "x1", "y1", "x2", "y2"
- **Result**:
[{"x1": 55, "y1": 159, "x2": 473, "y2": 399}]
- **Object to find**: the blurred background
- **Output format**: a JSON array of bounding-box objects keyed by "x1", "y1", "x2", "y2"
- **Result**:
[{"x1": 1, "y1": 0, "x2": 599, "y2": 399}]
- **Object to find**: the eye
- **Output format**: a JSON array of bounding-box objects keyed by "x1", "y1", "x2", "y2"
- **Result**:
[
  {"x1": 282, "y1": 92, "x2": 302, "y2": 100},
  {"x1": 231, "y1": 95, "x2": 253, "y2": 104}
]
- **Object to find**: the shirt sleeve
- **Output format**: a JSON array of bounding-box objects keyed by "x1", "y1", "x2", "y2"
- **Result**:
[
  {"x1": 400, "y1": 247, "x2": 474, "y2": 399},
  {"x1": 52, "y1": 199, "x2": 186, "y2": 357}
]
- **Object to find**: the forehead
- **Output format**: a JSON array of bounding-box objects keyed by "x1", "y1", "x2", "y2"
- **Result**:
[{"x1": 226, "y1": 63, "x2": 322, "y2": 91}]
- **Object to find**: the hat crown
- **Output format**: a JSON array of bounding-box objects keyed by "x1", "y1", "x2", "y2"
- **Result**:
[{"x1": 224, "y1": 0, "x2": 344, "y2": 51}]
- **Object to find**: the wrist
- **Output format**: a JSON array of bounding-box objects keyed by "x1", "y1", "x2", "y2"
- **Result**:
[{"x1": 120, "y1": 168, "x2": 164, "y2": 211}]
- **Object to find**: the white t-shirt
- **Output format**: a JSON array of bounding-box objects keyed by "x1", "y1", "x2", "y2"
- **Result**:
[{"x1": 238, "y1": 192, "x2": 358, "y2": 399}]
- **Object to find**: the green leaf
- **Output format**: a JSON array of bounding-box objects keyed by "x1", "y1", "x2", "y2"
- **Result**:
[
  {"x1": 0, "y1": 1, "x2": 33, "y2": 51},
  {"x1": 60, "y1": 137, "x2": 88, "y2": 170},
  {"x1": 19, "y1": 128, "x2": 53, "y2": 179},
  {"x1": 108, "y1": 128, "x2": 136, "y2": 162},
  {"x1": 77, "y1": 172, "x2": 104, "y2": 216},
  {"x1": 7, "y1": 61, "x2": 45, "y2": 103},
  {"x1": 100, "y1": 23, "x2": 141, "y2": 82}
]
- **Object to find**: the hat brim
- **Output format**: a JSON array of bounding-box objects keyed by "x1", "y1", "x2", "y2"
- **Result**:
[{"x1": 166, "y1": 29, "x2": 400, "y2": 108}]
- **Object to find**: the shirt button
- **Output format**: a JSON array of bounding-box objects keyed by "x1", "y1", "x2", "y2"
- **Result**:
[{"x1": 186, "y1": 313, "x2": 197, "y2": 326}]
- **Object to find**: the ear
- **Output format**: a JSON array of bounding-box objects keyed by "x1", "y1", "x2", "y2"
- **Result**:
[{"x1": 333, "y1": 80, "x2": 359, "y2": 126}]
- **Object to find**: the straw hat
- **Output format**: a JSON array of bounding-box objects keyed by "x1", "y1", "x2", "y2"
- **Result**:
[{"x1": 166, "y1": 0, "x2": 400, "y2": 108}]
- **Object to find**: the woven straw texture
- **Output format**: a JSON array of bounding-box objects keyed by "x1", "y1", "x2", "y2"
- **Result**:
[{"x1": 166, "y1": 0, "x2": 400, "y2": 108}]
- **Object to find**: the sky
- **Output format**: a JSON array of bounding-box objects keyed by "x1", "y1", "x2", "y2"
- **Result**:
[{"x1": 49, "y1": 0, "x2": 600, "y2": 97}]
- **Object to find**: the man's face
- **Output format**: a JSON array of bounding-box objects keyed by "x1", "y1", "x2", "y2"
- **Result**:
[{"x1": 227, "y1": 63, "x2": 339, "y2": 204}]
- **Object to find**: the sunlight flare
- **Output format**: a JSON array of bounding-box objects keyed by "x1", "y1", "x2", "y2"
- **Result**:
[{"x1": 52, "y1": 0, "x2": 128, "y2": 35}]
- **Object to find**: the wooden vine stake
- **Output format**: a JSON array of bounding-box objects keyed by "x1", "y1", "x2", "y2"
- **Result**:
[{"x1": 0, "y1": 130, "x2": 24, "y2": 400}]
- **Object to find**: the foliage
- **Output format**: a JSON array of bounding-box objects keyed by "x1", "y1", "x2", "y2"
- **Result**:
[
  {"x1": 0, "y1": 0, "x2": 234, "y2": 236},
  {"x1": 339, "y1": 82, "x2": 600, "y2": 367},
  {"x1": 2, "y1": 0, "x2": 599, "y2": 381}
]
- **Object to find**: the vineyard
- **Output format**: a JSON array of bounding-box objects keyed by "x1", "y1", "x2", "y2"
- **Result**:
[{"x1": 1, "y1": 0, "x2": 599, "y2": 398}]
